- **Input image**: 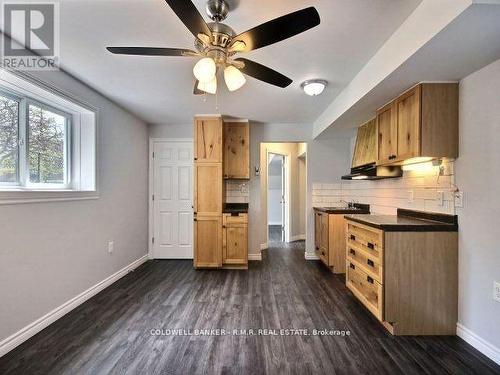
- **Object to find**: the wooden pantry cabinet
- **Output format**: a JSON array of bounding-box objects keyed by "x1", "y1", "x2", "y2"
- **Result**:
[
  {"x1": 223, "y1": 121, "x2": 250, "y2": 179},
  {"x1": 376, "y1": 83, "x2": 458, "y2": 165},
  {"x1": 194, "y1": 116, "x2": 223, "y2": 163},
  {"x1": 345, "y1": 219, "x2": 458, "y2": 335}
]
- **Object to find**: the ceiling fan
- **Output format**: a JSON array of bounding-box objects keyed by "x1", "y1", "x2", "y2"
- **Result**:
[{"x1": 107, "y1": 0, "x2": 320, "y2": 95}]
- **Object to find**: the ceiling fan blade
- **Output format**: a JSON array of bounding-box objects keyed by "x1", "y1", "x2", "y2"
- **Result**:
[
  {"x1": 235, "y1": 58, "x2": 292, "y2": 88},
  {"x1": 107, "y1": 47, "x2": 199, "y2": 57},
  {"x1": 229, "y1": 7, "x2": 320, "y2": 52},
  {"x1": 194, "y1": 80, "x2": 204, "y2": 95},
  {"x1": 164, "y1": 0, "x2": 212, "y2": 43}
]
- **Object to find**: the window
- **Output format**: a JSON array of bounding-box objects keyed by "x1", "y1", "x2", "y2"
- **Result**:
[
  {"x1": 0, "y1": 90, "x2": 71, "y2": 188},
  {"x1": 0, "y1": 70, "x2": 97, "y2": 203}
]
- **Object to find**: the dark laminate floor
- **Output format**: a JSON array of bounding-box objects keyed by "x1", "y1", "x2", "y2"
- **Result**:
[{"x1": 1, "y1": 242, "x2": 499, "y2": 375}]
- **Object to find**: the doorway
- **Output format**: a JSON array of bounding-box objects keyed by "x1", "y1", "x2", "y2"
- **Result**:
[{"x1": 267, "y1": 153, "x2": 286, "y2": 243}]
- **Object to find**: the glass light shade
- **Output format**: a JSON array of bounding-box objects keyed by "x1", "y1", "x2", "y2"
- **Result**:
[
  {"x1": 224, "y1": 65, "x2": 246, "y2": 91},
  {"x1": 193, "y1": 57, "x2": 216, "y2": 83},
  {"x1": 197, "y1": 76, "x2": 217, "y2": 94},
  {"x1": 302, "y1": 81, "x2": 326, "y2": 96}
]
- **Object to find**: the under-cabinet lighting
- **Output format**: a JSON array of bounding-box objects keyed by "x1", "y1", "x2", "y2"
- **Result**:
[
  {"x1": 402, "y1": 158, "x2": 442, "y2": 172},
  {"x1": 352, "y1": 175, "x2": 368, "y2": 180}
]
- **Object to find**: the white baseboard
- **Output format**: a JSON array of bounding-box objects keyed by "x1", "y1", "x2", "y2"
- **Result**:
[
  {"x1": 290, "y1": 234, "x2": 306, "y2": 242},
  {"x1": 304, "y1": 251, "x2": 320, "y2": 260},
  {"x1": 260, "y1": 243, "x2": 268, "y2": 250},
  {"x1": 0, "y1": 254, "x2": 149, "y2": 358},
  {"x1": 248, "y1": 253, "x2": 262, "y2": 261},
  {"x1": 457, "y1": 323, "x2": 500, "y2": 365}
]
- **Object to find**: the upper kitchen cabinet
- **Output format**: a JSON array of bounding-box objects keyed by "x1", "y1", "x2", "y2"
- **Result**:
[
  {"x1": 376, "y1": 83, "x2": 458, "y2": 165},
  {"x1": 352, "y1": 118, "x2": 377, "y2": 168},
  {"x1": 223, "y1": 121, "x2": 250, "y2": 179},
  {"x1": 194, "y1": 116, "x2": 223, "y2": 163}
]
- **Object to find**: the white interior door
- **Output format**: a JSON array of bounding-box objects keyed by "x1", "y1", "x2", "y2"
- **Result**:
[{"x1": 152, "y1": 140, "x2": 193, "y2": 259}]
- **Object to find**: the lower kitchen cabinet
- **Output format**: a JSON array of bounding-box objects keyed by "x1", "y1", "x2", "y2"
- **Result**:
[
  {"x1": 345, "y1": 219, "x2": 458, "y2": 335},
  {"x1": 194, "y1": 216, "x2": 222, "y2": 268},
  {"x1": 314, "y1": 211, "x2": 347, "y2": 274},
  {"x1": 222, "y1": 213, "x2": 248, "y2": 267}
]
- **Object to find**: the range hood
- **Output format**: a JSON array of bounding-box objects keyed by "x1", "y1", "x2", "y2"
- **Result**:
[{"x1": 342, "y1": 163, "x2": 402, "y2": 180}]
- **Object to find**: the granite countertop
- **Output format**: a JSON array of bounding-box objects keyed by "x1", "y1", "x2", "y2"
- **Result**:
[
  {"x1": 344, "y1": 209, "x2": 458, "y2": 232},
  {"x1": 314, "y1": 203, "x2": 370, "y2": 215},
  {"x1": 223, "y1": 203, "x2": 248, "y2": 214}
]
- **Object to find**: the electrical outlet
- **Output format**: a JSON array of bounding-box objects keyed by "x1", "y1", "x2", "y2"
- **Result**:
[
  {"x1": 108, "y1": 241, "x2": 114, "y2": 254},
  {"x1": 454, "y1": 191, "x2": 464, "y2": 208},
  {"x1": 407, "y1": 190, "x2": 414, "y2": 203},
  {"x1": 494, "y1": 282, "x2": 500, "y2": 303},
  {"x1": 437, "y1": 191, "x2": 444, "y2": 206}
]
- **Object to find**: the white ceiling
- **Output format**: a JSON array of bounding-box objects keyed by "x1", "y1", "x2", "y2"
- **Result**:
[{"x1": 58, "y1": 0, "x2": 422, "y2": 124}]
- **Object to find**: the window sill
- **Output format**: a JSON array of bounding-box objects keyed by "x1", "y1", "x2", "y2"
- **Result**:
[{"x1": 0, "y1": 189, "x2": 99, "y2": 205}]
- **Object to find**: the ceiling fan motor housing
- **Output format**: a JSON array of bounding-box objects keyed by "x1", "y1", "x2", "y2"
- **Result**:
[{"x1": 206, "y1": 0, "x2": 229, "y2": 22}]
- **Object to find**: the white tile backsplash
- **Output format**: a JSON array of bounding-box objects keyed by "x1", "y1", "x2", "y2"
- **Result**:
[{"x1": 225, "y1": 180, "x2": 250, "y2": 203}]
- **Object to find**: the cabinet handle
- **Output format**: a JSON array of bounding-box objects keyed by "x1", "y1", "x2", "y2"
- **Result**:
[
  {"x1": 350, "y1": 249, "x2": 356, "y2": 256},
  {"x1": 194, "y1": 218, "x2": 197, "y2": 221},
  {"x1": 349, "y1": 263, "x2": 355, "y2": 270},
  {"x1": 367, "y1": 259, "x2": 374, "y2": 267},
  {"x1": 194, "y1": 157, "x2": 198, "y2": 161},
  {"x1": 350, "y1": 235, "x2": 356, "y2": 241},
  {"x1": 367, "y1": 242, "x2": 374, "y2": 250},
  {"x1": 222, "y1": 225, "x2": 226, "y2": 228},
  {"x1": 315, "y1": 246, "x2": 319, "y2": 250},
  {"x1": 321, "y1": 251, "x2": 325, "y2": 256},
  {"x1": 366, "y1": 276, "x2": 374, "y2": 284},
  {"x1": 193, "y1": 211, "x2": 197, "y2": 214},
  {"x1": 317, "y1": 213, "x2": 322, "y2": 216}
]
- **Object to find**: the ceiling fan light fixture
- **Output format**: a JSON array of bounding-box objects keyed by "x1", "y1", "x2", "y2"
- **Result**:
[
  {"x1": 224, "y1": 65, "x2": 246, "y2": 91},
  {"x1": 197, "y1": 76, "x2": 217, "y2": 95},
  {"x1": 193, "y1": 57, "x2": 216, "y2": 83},
  {"x1": 301, "y1": 79, "x2": 327, "y2": 96}
]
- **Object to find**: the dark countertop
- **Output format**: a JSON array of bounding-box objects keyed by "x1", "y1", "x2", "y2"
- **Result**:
[
  {"x1": 223, "y1": 203, "x2": 248, "y2": 214},
  {"x1": 314, "y1": 203, "x2": 370, "y2": 215},
  {"x1": 344, "y1": 209, "x2": 458, "y2": 232}
]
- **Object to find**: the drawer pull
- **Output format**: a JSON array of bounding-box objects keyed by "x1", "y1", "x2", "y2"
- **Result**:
[
  {"x1": 350, "y1": 235, "x2": 356, "y2": 241},
  {"x1": 321, "y1": 251, "x2": 325, "y2": 256},
  {"x1": 349, "y1": 263, "x2": 355, "y2": 270},
  {"x1": 367, "y1": 242, "x2": 374, "y2": 250},
  {"x1": 367, "y1": 259, "x2": 374, "y2": 267},
  {"x1": 349, "y1": 249, "x2": 356, "y2": 256},
  {"x1": 366, "y1": 276, "x2": 374, "y2": 284},
  {"x1": 315, "y1": 246, "x2": 319, "y2": 250}
]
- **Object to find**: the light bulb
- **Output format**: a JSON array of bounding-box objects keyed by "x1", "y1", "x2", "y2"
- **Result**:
[
  {"x1": 197, "y1": 75, "x2": 217, "y2": 94},
  {"x1": 193, "y1": 57, "x2": 216, "y2": 83},
  {"x1": 224, "y1": 65, "x2": 246, "y2": 91}
]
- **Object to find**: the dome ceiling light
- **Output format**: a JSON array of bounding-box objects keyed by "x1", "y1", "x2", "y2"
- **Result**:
[{"x1": 301, "y1": 80, "x2": 327, "y2": 96}]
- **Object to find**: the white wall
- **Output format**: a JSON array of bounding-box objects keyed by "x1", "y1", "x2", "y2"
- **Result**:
[
  {"x1": 0, "y1": 70, "x2": 149, "y2": 345},
  {"x1": 455, "y1": 58, "x2": 500, "y2": 354}
]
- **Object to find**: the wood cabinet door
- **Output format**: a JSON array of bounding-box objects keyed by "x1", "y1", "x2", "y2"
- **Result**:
[
  {"x1": 353, "y1": 119, "x2": 377, "y2": 168},
  {"x1": 314, "y1": 212, "x2": 322, "y2": 252},
  {"x1": 223, "y1": 223, "x2": 248, "y2": 265},
  {"x1": 328, "y1": 215, "x2": 347, "y2": 272},
  {"x1": 320, "y1": 214, "x2": 329, "y2": 262},
  {"x1": 377, "y1": 101, "x2": 398, "y2": 164},
  {"x1": 397, "y1": 85, "x2": 421, "y2": 160},
  {"x1": 194, "y1": 216, "x2": 222, "y2": 268},
  {"x1": 194, "y1": 117, "x2": 222, "y2": 163},
  {"x1": 193, "y1": 163, "x2": 222, "y2": 216},
  {"x1": 224, "y1": 121, "x2": 249, "y2": 179}
]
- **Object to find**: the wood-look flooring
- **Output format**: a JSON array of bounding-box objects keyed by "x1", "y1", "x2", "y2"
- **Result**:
[{"x1": 1, "y1": 241, "x2": 499, "y2": 375}]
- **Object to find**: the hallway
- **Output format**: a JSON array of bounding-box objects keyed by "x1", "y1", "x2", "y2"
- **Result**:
[{"x1": 1, "y1": 242, "x2": 498, "y2": 374}]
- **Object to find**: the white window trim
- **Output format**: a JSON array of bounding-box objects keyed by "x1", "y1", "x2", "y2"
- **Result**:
[{"x1": 0, "y1": 69, "x2": 99, "y2": 205}]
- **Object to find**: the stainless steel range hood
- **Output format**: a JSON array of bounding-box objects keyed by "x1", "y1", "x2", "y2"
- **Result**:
[{"x1": 341, "y1": 163, "x2": 402, "y2": 180}]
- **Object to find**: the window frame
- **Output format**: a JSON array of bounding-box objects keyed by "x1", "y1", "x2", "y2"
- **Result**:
[{"x1": 0, "y1": 88, "x2": 73, "y2": 190}]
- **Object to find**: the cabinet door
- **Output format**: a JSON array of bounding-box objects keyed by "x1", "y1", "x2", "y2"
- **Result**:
[
  {"x1": 224, "y1": 121, "x2": 249, "y2": 179},
  {"x1": 397, "y1": 85, "x2": 421, "y2": 160},
  {"x1": 194, "y1": 216, "x2": 222, "y2": 268},
  {"x1": 194, "y1": 163, "x2": 222, "y2": 216},
  {"x1": 377, "y1": 101, "x2": 398, "y2": 164},
  {"x1": 353, "y1": 119, "x2": 377, "y2": 168},
  {"x1": 328, "y1": 215, "x2": 347, "y2": 273},
  {"x1": 314, "y1": 212, "x2": 322, "y2": 252},
  {"x1": 223, "y1": 223, "x2": 248, "y2": 265},
  {"x1": 194, "y1": 117, "x2": 222, "y2": 163},
  {"x1": 320, "y1": 214, "x2": 329, "y2": 263}
]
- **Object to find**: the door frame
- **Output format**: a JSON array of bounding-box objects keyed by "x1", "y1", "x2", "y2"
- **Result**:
[
  {"x1": 148, "y1": 138, "x2": 193, "y2": 259},
  {"x1": 265, "y1": 149, "x2": 291, "y2": 244}
]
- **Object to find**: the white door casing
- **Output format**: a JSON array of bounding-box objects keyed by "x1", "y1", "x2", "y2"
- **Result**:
[{"x1": 150, "y1": 140, "x2": 193, "y2": 259}]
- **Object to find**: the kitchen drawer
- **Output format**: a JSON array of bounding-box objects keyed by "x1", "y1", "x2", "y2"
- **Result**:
[
  {"x1": 347, "y1": 221, "x2": 384, "y2": 252},
  {"x1": 346, "y1": 261, "x2": 383, "y2": 321},
  {"x1": 346, "y1": 243, "x2": 383, "y2": 283},
  {"x1": 223, "y1": 213, "x2": 248, "y2": 224}
]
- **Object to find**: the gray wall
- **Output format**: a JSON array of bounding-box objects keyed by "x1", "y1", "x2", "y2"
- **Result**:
[
  {"x1": 455, "y1": 58, "x2": 500, "y2": 349},
  {"x1": 0, "y1": 70, "x2": 149, "y2": 342}
]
